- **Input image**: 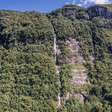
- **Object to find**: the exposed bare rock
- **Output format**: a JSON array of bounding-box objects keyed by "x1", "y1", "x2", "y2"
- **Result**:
[
  {"x1": 55, "y1": 37, "x2": 89, "y2": 106},
  {"x1": 72, "y1": 71, "x2": 87, "y2": 85},
  {"x1": 74, "y1": 93, "x2": 85, "y2": 103},
  {"x1": 88, "y1": 5, "x2": 112, "y2": 19},
  {"x1": 57, "y1": 38, "x2": 85, "y2": 65}
]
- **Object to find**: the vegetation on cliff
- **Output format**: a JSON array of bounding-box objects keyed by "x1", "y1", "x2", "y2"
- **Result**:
[{"x1": 0, "y1": 4, "x2": 112, "y2": 112}]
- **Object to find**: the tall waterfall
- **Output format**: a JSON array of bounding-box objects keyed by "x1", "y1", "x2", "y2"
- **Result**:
[
  {"x1": 53, "y1": 33, "x2": 61, "y2": 108},
  {"x1": 54, "y1": 34, "x2": 57, "y2": 63}
]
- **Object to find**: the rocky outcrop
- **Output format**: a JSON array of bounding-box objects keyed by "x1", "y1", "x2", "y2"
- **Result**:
[
  {"x1": 52, "y1": 4, "x2": 112, "y2": 20},
  {"x1": 88, "y1": 5, "x2": 112, "y2": 19},
  {"x1": 57, "y1": 38, "x2": 85, "y2": 65},
  {"x1": 63, "y1": 5, "x2": 89, "y2": 20},
  {"x1": 55, "y1": 37, "x2": 89, "y2": 107}
]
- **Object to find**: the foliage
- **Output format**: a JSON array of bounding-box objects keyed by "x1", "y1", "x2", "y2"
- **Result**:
[{"x1": 0, "y1": 4, "x2": 112, "y2": 111}]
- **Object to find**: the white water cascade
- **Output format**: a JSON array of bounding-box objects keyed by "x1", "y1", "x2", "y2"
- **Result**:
[
  {"x1": 54, "y1": 34, "x2": 57, "y2": 62},
  {"x1": 53, "y1": 33, "x2": 61, "y2": 108}
]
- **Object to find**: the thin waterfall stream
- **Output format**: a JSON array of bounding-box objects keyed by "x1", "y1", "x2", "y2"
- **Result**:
[{"x1": 53, "y1": 33, "x2": 61, "y2": 108}]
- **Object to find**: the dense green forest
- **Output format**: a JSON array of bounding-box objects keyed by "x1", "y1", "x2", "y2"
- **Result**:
[{"x1": 0, "y1": 4, "x2": 112, "y2": 112}]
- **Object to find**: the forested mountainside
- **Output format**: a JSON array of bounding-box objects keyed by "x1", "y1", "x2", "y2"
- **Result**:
[{"x1": 0, "y1": 4, "x2": 112, "y2": 112}]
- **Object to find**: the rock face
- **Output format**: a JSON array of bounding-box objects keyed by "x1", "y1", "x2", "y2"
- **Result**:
[
  {"x1": 54, "y1": 4, "x2": 112, "y2": 20},
  {"x1": 57, "y1": 38, "x2": 84, "y2": 65},
  {"x1": 62, "y1": 5, "x2": 89, "y2": 20},
  {"x1": 55, "y1": 37, "x2": 89, "y2": 106},
  {"x1": 88, "y1": 5, "x2": 112, "y2": 19},
  {"x1": 71, "y1": 69, "x2": 87, "y2": 85},
  {"x1": 63, "y1": 5, "x2": 77, "y2": 20}
]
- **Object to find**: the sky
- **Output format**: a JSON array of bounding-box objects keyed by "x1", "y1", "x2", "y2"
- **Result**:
[{"x1": 0, "y1": 0, "x2": 112, "y2": 12}]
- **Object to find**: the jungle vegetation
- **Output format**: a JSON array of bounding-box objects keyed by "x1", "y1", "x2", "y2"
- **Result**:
[{"x1": 0, "y1": 4, "x2": 112, "y2": 112}]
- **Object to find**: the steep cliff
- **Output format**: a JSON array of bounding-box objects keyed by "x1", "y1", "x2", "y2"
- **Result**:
[{"x1": 0, "y1": 4, "x2": 112, "y2": 112}]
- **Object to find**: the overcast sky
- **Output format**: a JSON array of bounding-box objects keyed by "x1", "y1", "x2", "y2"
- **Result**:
[{"x1": 0, "y1": 0, "x2": 111, "y2": 12}]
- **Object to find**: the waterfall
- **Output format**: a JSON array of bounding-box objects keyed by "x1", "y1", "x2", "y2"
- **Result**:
[
  {"x1": 53, "y1": 32, "x2": 61, "y2": 108},
  {"x1": 58, "y1": 93, "x2": 61, "y2": 107},
  {"x1": 54, "y1": 34, "x2": 57, "y2": 63}
]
